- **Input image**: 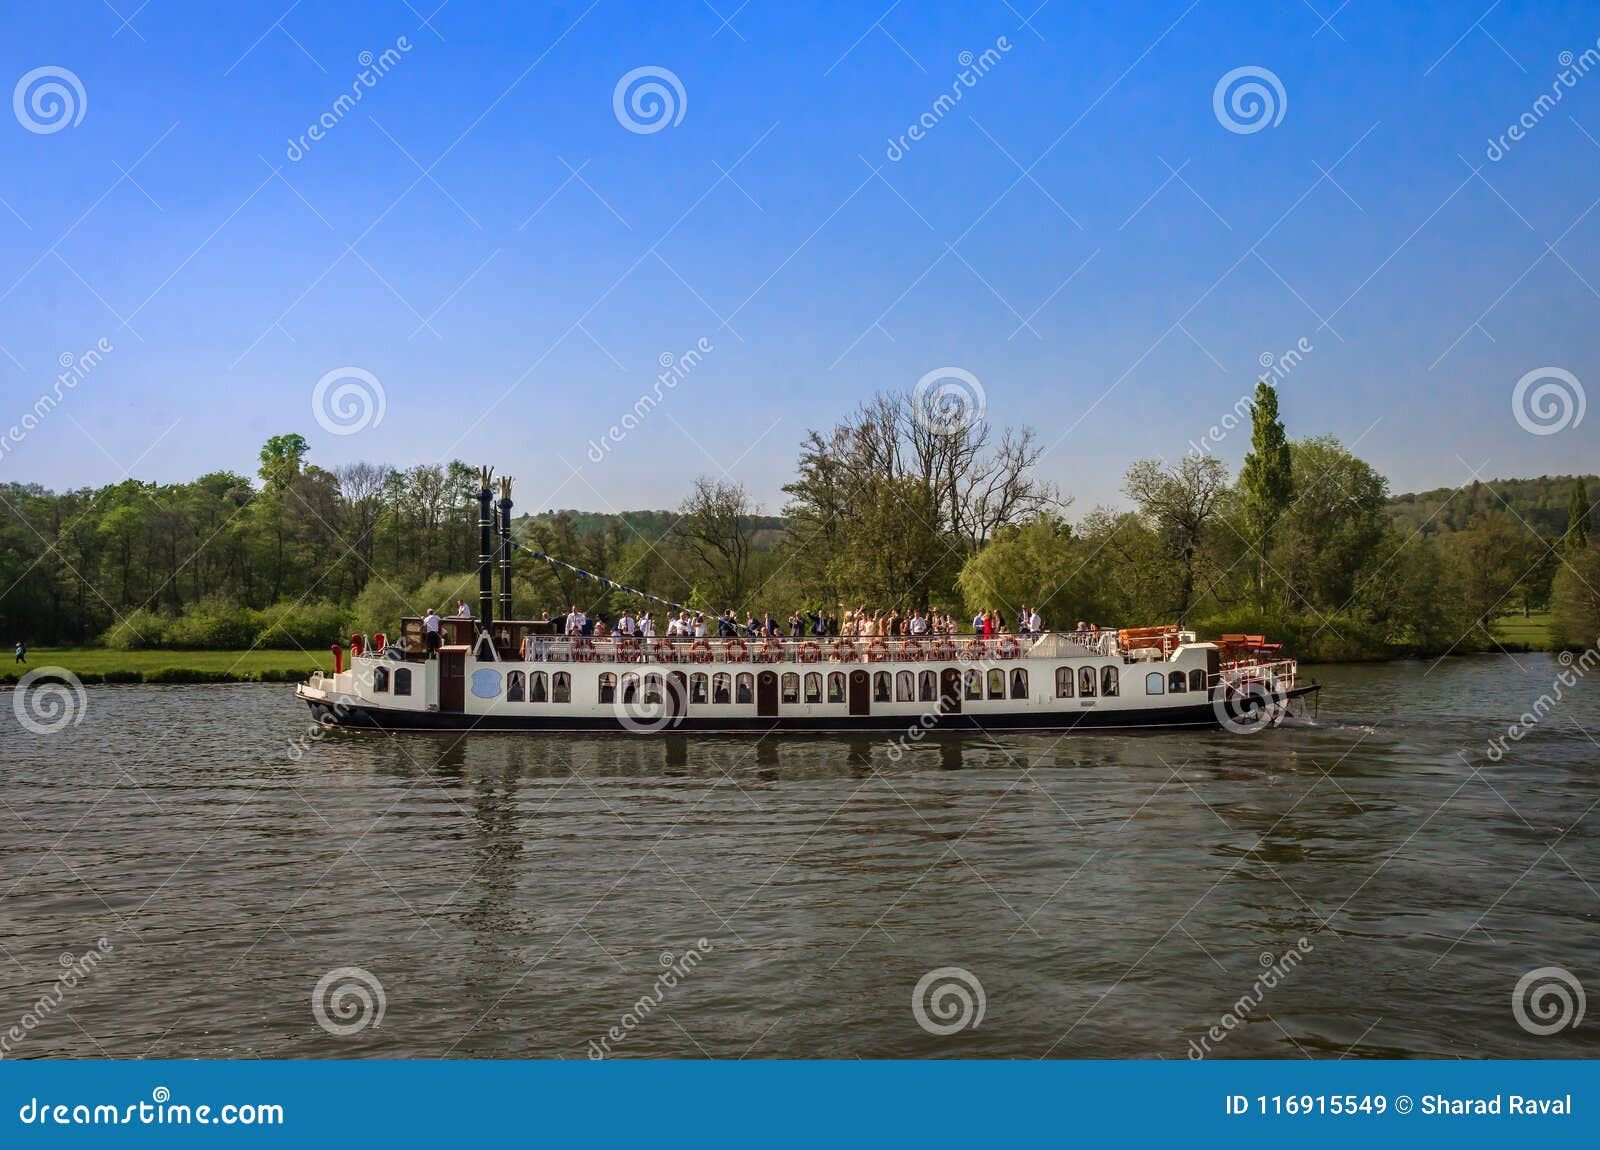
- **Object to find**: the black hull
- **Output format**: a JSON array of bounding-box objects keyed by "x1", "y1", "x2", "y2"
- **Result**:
[{"x1": 304, "y1": 685, "x2": 1318, "y2": 735}]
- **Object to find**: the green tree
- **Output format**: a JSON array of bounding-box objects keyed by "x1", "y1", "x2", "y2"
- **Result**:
[
  {"x1": 1565, "y1": 476, "x2": 1591, "y2": 552},
  {"x1": 1123, "y1": 455, "x2": 1230, "y2": 622},
  {"x1": 257, "y1": 434, "x2": 309, "y2": 491},
  {"x1": 1237, "y1": 380, "x2": 1293, "y2": 603}
]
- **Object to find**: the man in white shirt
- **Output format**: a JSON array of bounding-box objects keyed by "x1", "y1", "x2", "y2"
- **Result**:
[
  {"x1": 565, "y1": 606, "x2": 581, "y2": 635},
  {"x1": 618, "y1": 612, "x2": 635, "y2": 637},
  {"x1": 909, "y1": 612, "x2": 928, "y2": 635},
  {"x1": 455, "y1": 600, "x2": 471, "y2": 617},
  {"x1": 693, "y1": 613, "x2": 707, "y2": 638},
  {"x1": 1028, "y1": 609, "x2": 1042, "y2": 633},
  {"x1": 423, "y1": 608, "x2": 442, "y2": 657}
]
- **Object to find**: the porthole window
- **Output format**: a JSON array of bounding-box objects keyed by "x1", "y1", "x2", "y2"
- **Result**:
[
  {"x1": 965, "y1": 669, "x2": 982, "y2": 700},
  {"x1": 690, "y1": 673, "x2": 708, "y2": 704},
  {"x1": 506, "y1": 670, "x2": 526, "y2": 702},
  {"x1": 643, "y1": 672, "x2": 663, "y2": 705},
  {"x1": 1169, "y1": 671, "x2": 1186, "y2": 694},
  {"x1": 552, "y1": 672, "x2": 571, "y2": 703},
  {"x1": 713, "y1": 672, "x2": 732, "y2": 704},
  {"x1": 827, "y1": 672, "x2": 845, "y2": 703},
  {"x1": 1146, "y1": 672, "x2": 1165, "y2": 695},
  {"x1": 918, "y1": 670, "x2": 936, "y2": 702},
  {"x1": 804, "y1": 672, "x2": 822, "y2": 704},
  {"x1": 393, "y1": 668, "x2": 412, "y2": 696},
  {"x1": 735, "y1": 673, "x2": 754, "y2": 704},
  {"x1": 621, "y1": 672, "x2": 640, "y2": 704},
  {"x1": 1101, "y1": 666, "x2": 1119, "y2": 697},
  {"x1": 1055, "y1": 667, "x2": 1074, "y2": 698},
  {"x1": 530, "y1": 671, "x2": 547, "y2": 702},
  {"x1": 1011, "y1": 669, "x2": 1027, "y2": 699},
  {"x1": 895, "y1": 670, "x2": 914, "y2": 702},
  {"x1": 372, "y1": 666, "x2": 389, "y2": 693},
  {"x1": 874, "y1": 671, "x2": 891, "y2": 702},
  {"x1": 1079, "y1": 666, "x2": 1097, "y2": 698},
  {"x1": 1189, "y1": 669, "x2": 1206, "y2": 692},
  {"x1": 781, "y1": 672, "x2": 800, "y2": 704},
  {"x1": 987, "y1": 668, "x2": 1005, "y2": 699}
]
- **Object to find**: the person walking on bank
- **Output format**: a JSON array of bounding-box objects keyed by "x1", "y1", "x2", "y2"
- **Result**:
[{"x1": 14, "y1": 640, "x2": 26, "y2": 664}]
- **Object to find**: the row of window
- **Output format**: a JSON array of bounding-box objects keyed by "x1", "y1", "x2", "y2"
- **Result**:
[
  {"x1": 500, "y1": 668, "x2": 1034, "y2": 705},
  {"x1": 1145, "y1": 669, "x2": 1207, "y2": 695},
  {"x1": 370, "y1": 667, "x2": 414, "y2": 696}
]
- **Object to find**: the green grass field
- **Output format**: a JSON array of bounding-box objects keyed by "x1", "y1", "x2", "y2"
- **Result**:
[
  {"x1": 1491, "y1": 612, "x2": 1554, "y2": 650},
  {"x1": 2, "y1": 648, "x2": 335, "y2": 684}
]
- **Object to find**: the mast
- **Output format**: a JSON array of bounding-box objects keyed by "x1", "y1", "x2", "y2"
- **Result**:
[
  {"x1": 477, "y1": 465, "x2": 495, "y2": 630},
  {"x1": 498, "y1": 475, "x2": 514, "y2": 623}
]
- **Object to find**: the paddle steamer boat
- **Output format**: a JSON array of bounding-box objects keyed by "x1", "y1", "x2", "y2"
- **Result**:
[{"x1": 294, "y1": 472, "x2": 1317, "y2": 734}]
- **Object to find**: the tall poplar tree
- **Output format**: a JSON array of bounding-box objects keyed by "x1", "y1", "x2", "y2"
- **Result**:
[
  {"x1": 1564, "y1": 476, "x2": 1591, "y2": 553},
  {"x1": 1238, "y1": 380, "x2": 1293, "y2": 602}
]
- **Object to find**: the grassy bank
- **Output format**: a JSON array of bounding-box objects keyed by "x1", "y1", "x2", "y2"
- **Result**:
[{"x1": 1, "y1": 648, "x2": 334, "y2": 685}]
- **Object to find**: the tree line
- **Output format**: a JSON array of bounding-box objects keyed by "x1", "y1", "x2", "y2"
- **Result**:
[{"x1": 1, "y1": 394, "x2": 1595, "y2": 658}]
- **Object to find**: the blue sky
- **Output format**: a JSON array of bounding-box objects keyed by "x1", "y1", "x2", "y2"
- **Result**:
[{"x1": 2, "y1": 0, "x2": 1597, "y2": 515}]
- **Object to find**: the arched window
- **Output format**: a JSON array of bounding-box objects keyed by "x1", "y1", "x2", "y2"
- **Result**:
[
  {"x1": 393, "y1": 668, "x2": 412, "y2": 697},
  {"x1": 643, "y1": 672, "x2": 663, "y2": 704},
  {"x1": 372, "y1": 666, "x2": 389, "y2": 693},
  {"x1": 552, "y1": 672, "x2": 571, "y2": 703},
  {"x1": 895, "y1": 670, "x2": 914, "y2": 702},
  {"x1": 506, "y1": 670, "x2": 526, "y2": 702},
  {"x1": 1146, "y1": 672, "x2": 1165, "y2": 695},
  {"x1": 781, "y1": 672, "x2": 799, "y2": 703},
  {"x1": 1011, "y1": 668, "x2": 1027, "y2": 699},
  {"x1": 1101, "y1": 665, "x2": 1119, "y2": 697},
  {"x1": 1169, "y1": 671, "x2": 1186, "y2": 694},
  {"x1": 918, "y1": 670, "x2": 936, "y2": 702},
  {"x1": 1189, "y1": 669, "x2": 1206, "y2": 692},
  {"x1": 965, "y1": 669, "x2": 982, "y2": 700},
  {"x1": 1056, "y1": 667, "x2": 1074, "y2": 698},
  {"x1": 874, "y1": 671, "x2": 891, "y2": 702},
  {"x1": 987, "y1": 668, "x2": 1005, "y2": 699},
  {"x1": 529, "y1": 671, "x2": 547, "y2": 702},
  {"x1": 804, "y1": 672, "x2": 822, "y2": 703},
  {"x1": 826, "y1": 672, "x2": 845, "y2": 703},
  {"x1": 1079, "y1": 666, "x2": 1097, "y2": 698},
  {"x1": 621, "y1": 672, "x2": 640, "y2": 703},
  {"x1": 735, "y1": 673, "x2": 754, "y2": 704},
  {"x1": 690, "y1": 672, "x2": 708, "y2": 704},
  {"x1": 713, "y1": 673, "x2": 732, "y2": 704}
]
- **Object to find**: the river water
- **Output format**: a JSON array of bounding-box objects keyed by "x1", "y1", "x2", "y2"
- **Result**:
[{"x1": 2, "y1": 653, "x2": 1596, "y2": 1060}]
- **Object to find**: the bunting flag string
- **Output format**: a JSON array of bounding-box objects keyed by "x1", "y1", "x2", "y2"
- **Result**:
[{"x1": 511, "y1": 540, "x2": 692, "y2": 615}]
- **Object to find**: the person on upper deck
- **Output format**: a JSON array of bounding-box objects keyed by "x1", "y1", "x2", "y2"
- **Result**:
[
  {"x1": 455, "y1": 600, "x2": 471, "y2": 617},
  {"x1": 423, "y1": 608, "x2": 442, "y2": 657}
]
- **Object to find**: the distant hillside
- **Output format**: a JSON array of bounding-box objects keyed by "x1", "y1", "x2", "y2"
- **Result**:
[
  {"x1": 1387, "y1": 475, "x2": 1595, "y2": 538},
  {"x1": 517, "y1": 509, "x2": 789, "y2": 548}
]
